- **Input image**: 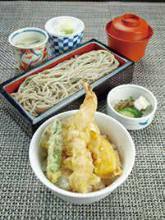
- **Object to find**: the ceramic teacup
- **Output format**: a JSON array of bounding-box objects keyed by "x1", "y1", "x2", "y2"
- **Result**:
[{"x1": 9, "y1": 27, "x2": 49, "y2": 72}]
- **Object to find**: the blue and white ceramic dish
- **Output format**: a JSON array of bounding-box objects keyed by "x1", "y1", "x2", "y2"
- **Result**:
[
  {"x1": 107, "y1": 84, "x2": 157, "y2": 130},
  {"x1": 45, "y1": 16, "x2": 84, "y2": 56}
]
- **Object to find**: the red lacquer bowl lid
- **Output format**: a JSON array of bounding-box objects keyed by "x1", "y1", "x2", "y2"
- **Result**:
[{"x1": 106, "y1": 13, "x2": 151, "y2": 41}]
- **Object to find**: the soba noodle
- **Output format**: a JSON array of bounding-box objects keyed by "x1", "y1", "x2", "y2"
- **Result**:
[{"x1": 12, "y1": 50, "x2": 119, "y2": 116}]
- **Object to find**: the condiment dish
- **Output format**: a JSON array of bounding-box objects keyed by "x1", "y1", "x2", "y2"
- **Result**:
[{"x1": 107, "y1": 84, "x2": 157, "y2": 130}]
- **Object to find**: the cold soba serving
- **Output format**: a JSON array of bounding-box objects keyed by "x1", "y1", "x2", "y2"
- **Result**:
[{"x1": 12, "y1": 50, "x2": 119, "y2": 116}]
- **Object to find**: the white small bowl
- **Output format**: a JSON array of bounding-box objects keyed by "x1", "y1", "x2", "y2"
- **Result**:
[
  {"x1": 107, "y1": 84, "x2": 157, "y2": 130},
  {"x1": 29, "y1": 110, "x2": 135, "y2": 204}
]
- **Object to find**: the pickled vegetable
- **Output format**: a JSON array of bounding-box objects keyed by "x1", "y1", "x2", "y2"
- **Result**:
[{"x1": 118, "y1": 107, "x2": 143, "y2": 118}]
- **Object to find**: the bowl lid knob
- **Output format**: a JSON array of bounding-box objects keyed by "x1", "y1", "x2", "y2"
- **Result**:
[{"x1": 121, "y1": 14, "x2": 140, "y2": 27}]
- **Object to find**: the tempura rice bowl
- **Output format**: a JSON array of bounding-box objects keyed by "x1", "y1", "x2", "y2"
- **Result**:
[{"x1": 29, "y1": 111, "x2": 135, "y2": 204}]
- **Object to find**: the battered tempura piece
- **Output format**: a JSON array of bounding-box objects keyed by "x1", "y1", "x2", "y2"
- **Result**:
[
  {"x1": 88, "y1": 131, "x2": 122, "y2": 179},
  {"x1": 62, "y1": 82, "x2": 103, "y2": 193},
  {"x1": 40, "y1": 120, "x2": 63, "y2": 183}
]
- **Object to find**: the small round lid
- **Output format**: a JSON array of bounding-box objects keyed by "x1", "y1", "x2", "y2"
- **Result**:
[{"x1": 107, "y1": 13, "x2": 150, "y2": 41}]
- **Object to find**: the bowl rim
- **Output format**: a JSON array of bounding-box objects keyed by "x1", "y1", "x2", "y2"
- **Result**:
[
  {"x1": 8, "y1": 27, "x2": 49, "y2": 49},
  {"x1": 45, "y1": 16, "x2": 85, "y2": 38},
  {"x1": 107, "y1": 84, "x2": 157, "y2": 121},
  {"x1": 29, "y1": 110, "x2": 135, "y2": 199}
]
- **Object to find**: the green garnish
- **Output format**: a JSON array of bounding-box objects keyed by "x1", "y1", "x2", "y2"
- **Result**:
[
  {"x1": 117, "y1": 107, "x2": 143, "y2": 118},
  {"x1": 62, "y1": 28, "x2": 74, "y2": 35},
  {"x1": 59, "y1": 21, "x2": 75, "y2": 35}
]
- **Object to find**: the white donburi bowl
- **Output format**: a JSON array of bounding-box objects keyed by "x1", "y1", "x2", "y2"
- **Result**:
[
  {"x1": 29, "y1": 111, "x2": 135, "y2": 204},
  {"x1": 107, "y1": 84, "x2": 157, "y2": 130}
]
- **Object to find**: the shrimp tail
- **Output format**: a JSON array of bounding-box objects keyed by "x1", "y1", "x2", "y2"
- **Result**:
[
  {"x1": 81, "y1": 82, "x2": 97, "y2": 111},
  {"x1": 79, "y1": 82, "x2": 97, "y2": 121},
  {"x1": 71, "y1": 82, "x2": 97, "y2": 130}
]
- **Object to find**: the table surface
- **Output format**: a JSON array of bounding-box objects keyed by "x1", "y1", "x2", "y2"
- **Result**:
[{"x1": 0, "y1": 1, "x2": 164, "y2": 220}]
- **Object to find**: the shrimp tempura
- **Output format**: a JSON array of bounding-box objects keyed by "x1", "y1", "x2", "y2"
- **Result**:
[{"x1": 62, "y1": 83, "x2": 103, "y2": 193}]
